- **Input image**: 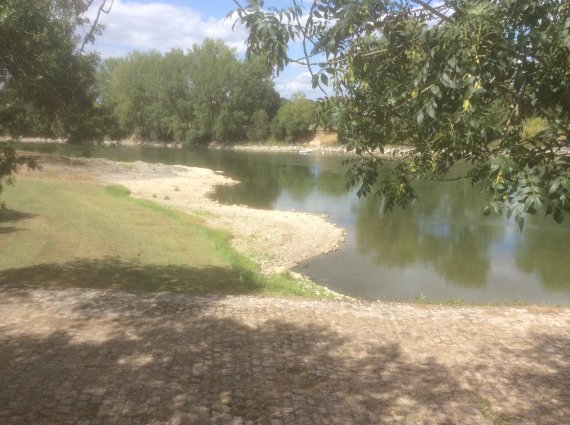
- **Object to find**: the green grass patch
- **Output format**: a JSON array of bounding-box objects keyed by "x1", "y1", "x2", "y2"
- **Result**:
[{"x1": 0, "y1": 177, "x2": 332, "y2": 298}]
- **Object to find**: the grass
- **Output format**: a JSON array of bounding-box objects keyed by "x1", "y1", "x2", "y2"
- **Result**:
[{"x1": 0, "y1": 177, "x2": 336, "y2": 299}]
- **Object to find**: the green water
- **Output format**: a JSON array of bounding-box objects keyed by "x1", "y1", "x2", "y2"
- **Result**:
[{"x1": 15, "y1": 142, "x2": 570, "y2": 303}]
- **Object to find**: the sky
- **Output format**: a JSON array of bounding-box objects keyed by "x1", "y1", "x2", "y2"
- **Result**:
[{"x1": 87, "y1": 0, "x2": 320, "y2": 99}]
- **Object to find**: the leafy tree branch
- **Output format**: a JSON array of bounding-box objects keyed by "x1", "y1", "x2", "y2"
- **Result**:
[{"x1": 233, "y1": 0, "x2": 570, "y2": 228}]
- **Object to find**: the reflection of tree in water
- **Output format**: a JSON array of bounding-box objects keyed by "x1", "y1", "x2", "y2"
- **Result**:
[
  {"x1": 354, "y1": 179, "x2": 503, "y2": 288},
  {"x1": 277, "y1": 164, "x2": 314, "y2": 202},
  {"x1": 210, "y1": 153, "x2": 348, "y2": 208},
  {"x1": 209, "y1": 154, "x2": 282, "y2": 209},
  {"x1": 316, "y1": 171, "x2": 349, "y2": 196},
  {"x1": 516, "y1": 217, "x2": 570, "y2": 291}
]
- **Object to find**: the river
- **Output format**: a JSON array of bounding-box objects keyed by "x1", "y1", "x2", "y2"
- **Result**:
[{"x1": 16, "y1": 142, "x2": 570, "y2": 303}]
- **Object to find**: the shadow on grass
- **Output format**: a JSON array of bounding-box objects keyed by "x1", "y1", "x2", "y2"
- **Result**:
[
  {"x1": 0, "y1": 258, "x2": 261, "y2": 296},
  {"x1": 0, "y1": 209, "x2": 36, "y2": 234}
]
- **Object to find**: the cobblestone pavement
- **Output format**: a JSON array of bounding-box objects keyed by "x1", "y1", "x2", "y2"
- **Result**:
[{"x1": 1, "y1": 286, "x2": 569, "y2": 425}]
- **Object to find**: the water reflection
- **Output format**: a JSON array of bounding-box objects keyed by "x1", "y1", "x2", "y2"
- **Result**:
[
  {"x1": 14, "y1": 142, "x2": 570, "y2": 302},
  {"x1": 515, "y1": 216, "x2": 570, "y2": 292},
  {"x1": 353, "y1": 180, "x2": 505, "y2": 288},
  {"x1": 212, "y1": 154, "x2": 347, "y2": 208}
]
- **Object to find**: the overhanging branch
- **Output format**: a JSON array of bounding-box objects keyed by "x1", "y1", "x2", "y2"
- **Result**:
[
  {"x1": 80, "y1": 0, "x2": 115, "y2": 53},
  {"x1": 410, "y1": 0, "x2": 452, "y2": 23}
]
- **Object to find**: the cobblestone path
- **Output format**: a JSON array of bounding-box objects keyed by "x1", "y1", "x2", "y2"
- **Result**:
[{"x1": 1, "y1": 286, "x2": 569, "y2": 425}]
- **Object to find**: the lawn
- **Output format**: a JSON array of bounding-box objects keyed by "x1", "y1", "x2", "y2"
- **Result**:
[{"x1": 0, "y1": 176, "x2": 331, "y2": 298}]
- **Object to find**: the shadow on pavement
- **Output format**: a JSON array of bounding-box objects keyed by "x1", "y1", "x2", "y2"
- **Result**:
[
  {"x1": 0, "y1": 310, "x2": 465, "y2": 424},
  {"x1": 1, "y1": 288, "x2": 568, "y2": 424}
]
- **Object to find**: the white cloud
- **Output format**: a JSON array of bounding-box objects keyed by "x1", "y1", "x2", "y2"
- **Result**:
[
  {"x1": 85, "y1": 1, "x2": 247, "y2": 57},
  {"x1": 83, "y1": 1, "x2": 329, "y2": 99},
  {"x1": 274, "y1": 71, "x2": 325, "y2": 100}
]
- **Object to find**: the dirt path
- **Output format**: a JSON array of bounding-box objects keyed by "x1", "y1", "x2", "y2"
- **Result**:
[{"x1": 1, "y1": 286, "x2": 569, "y2": 425}]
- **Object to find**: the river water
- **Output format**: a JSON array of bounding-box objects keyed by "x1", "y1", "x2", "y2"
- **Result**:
[{"x1": 17, "y1": 142, "x2": 570, "y2": 303}]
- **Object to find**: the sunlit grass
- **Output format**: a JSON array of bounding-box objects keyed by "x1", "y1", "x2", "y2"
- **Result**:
[{"x1": 0, "y1": 177, "x2": 336, "y2": 299}]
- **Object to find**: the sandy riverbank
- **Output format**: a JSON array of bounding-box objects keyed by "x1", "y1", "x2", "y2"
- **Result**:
[{"x1": 29, "y1": 156, "x2": 346, "y2": 273}]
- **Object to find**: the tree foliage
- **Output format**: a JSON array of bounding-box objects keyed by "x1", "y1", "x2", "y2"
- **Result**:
[
  {"x1": 99, "y1": 50, "x2": 192, "y2": 141},
  {"x1": 234, "y1": 0, "x2": 570, "y2": 227},
  {"x1": 248, "y1": 109, "x2": 272, "y2": 142},
  {"x1": 0, "y1": 0, "x2": 111, "y2": 142},
  {"x1": 98, "y1": 40, "x2": 281, "y2": 144},
  {"x1": 0, "y1": 143, "x2": 39, "y2": 208},
  {"x1": 0, "y1": 0, "x2": 110, "y2": 202},
  {"x1": 271, "y1": 94, "x2": 316, "y2": 142}
]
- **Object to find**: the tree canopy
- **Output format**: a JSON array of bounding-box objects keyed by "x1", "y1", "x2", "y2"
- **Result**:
[
  {"x1": 271, "y1": 93, "x2": 316, "y2": 142},
  {"x1": 233, "y1": 0, "x2": 570, "y2": 227},
  {"x1": 0, "y1": 0, "x2": 111, "y2": 141},
  {"x1": 98, "y1": 40, "x2": 281, "y2": 144},
  {"x1": 0, "y1": 0, "x2": 111, "y2": 201}
]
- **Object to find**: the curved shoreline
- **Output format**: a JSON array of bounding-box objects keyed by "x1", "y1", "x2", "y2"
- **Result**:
[{"x1": 48, "y1": 157, "x2": 347, "y2": 273}]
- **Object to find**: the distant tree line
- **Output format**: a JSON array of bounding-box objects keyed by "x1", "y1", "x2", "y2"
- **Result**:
[{"x1": 1, "y1": 33, "x2": 316, "y2": 145}]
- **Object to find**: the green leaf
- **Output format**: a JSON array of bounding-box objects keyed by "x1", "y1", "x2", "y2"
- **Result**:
[
  {"x1": 426, "y1": 103, "x2": 435, "y2": 119},
  {"x1": 441, "y1": 73, "x2": 456, "y2": 89},
  {"x1": 553, "y1": 208, "x2": 564, "y2": 224},
  {"x1": 430, "y1": 85, "x2": 442, "y2": 98},
  {"x1": 416, "y1": 110, "x2": 424, "y2": 125},
  {"x1": 549, "y1": 179, "x2": 561, "y2": 195},
  {"x1": 311, "y1": 74, "x2": 319, "y2": 89}
]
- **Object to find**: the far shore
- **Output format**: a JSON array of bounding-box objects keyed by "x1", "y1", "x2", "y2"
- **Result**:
[
  {"x1": 9, "y1": 135, "x2": 570, "y2": 157},
  {"x1": 4, "y1": 135, "x2": 417, "y2": 157}
]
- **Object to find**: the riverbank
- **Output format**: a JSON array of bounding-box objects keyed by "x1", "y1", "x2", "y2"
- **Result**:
[
  {"x1": 10, "y1": 154, "x2": 346, "y2": 274},
  {"x1": 3, "y1": 136, "x2": 417, "y2": 156},
  {"x1": 98, "y1": 159, "x2": 346, "y2": 272},
  {"x1": 1, "y1": 156, "x2": 347, "y2": 299}
]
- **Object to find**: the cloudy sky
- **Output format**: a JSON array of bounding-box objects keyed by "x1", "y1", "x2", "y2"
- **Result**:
[{"x1": 86, "y1": 0, "x2": 321, "y2": 99}]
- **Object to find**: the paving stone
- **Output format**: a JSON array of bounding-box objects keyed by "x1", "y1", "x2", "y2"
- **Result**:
[{"x1": 0, "y1": 286, "x2": 569, "y2": 424}]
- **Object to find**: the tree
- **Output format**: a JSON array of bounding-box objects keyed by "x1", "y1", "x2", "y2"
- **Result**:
[
  {"x1": 0, "y1": 0, "x2": 112, "y2": 141},
  {"x1": 271, "y1": 94, "x2": 315, "y2": 142},
  {"x1": 0, "y1": 144, "x2": 39, "y2": 208},
  {"x1": 186, "y1": 39, "x2": 242, "y2": 143},
  {"x1": 248, "y1": 109, "x2": 272, "y2": 142},
  {"x1": 233, "y1": 0, "x2": 570, "y2": 227},
  {"x1": 0, "y1": 0, "x2": 111, "y2": 201},
  {"x1": 100, "y1": 50, "x2": 193, "y2": 141},
  {"x1": 98, "y1": 40, "x2": 280, "y2": 144}
]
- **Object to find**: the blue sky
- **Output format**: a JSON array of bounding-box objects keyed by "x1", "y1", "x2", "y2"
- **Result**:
[{"x1": 88, "y1": 0, "x2": 319, "y2": 99}]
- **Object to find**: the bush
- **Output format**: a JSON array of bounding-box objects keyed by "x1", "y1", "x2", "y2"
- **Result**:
[{"x1": 271, "y1": 95, "x2": 315, "y2": 143}]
